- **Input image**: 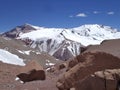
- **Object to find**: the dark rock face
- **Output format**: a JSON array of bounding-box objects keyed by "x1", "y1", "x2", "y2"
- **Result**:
[
  {"x1": 53, "y1": 48, "x2": 74, "y2": 61},
  {"x1": 17, "y1": 69, "x2": 45, "y2": 83},
  {"x1": 80, "y1": 46, "x2": 87, "y2": 53},
  {"x1": 1, "y1": 24, "x2": 36, "y2": 38},
  {"x1": 32, "y1": 39, "x2": 80, "y2": 61},
  {"x1": 58, "y1": 63, "x2": 66, "y2": 70},
  {"x1": 56, "y1": 52, "x2": 120, "y2": 90}
]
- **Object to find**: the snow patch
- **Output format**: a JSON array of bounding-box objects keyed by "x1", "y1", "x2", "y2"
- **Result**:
[
  {"x1": 46, "y1": 67, "x2": 51, "y2": 71},
  {"x1": 17, "y1": 50, "x2": 31, "y2": 55},
  {"x1": 20, "y1": 81, "x2": 24, "y2": 84},
  {"x1": 0, "y1": 49, "x2": 25, "y2": 66},
  {"x1": 46, "y1": 59, "x2": 55, "y2": 66},
  {"x1": 46, "y1": 63, "x2": 55, "y2": 66},
  {"x1": 15, "y1": 77, "x2": 20, "y2": 81}
]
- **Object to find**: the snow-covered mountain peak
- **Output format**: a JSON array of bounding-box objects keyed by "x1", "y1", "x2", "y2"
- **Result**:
[
  {"x1": 72, "y1": 24, "x2": 117, "y2": 36},
  {"x1": 18, "y1": 28, "x2": 64, "y2": 40},
  {"x1": 1, "y1": 24, "x2": 120, "y2": 60},
  {"x1": 74, "y1": 24, "x2": 117, "y2": 31},
  {"x1": 2, "y1": 24, "x2": 120, "y2": 45}
]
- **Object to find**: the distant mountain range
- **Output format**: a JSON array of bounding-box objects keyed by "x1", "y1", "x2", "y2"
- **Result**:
[{"x1": 1, "y1": 23, "x2": 120, "y2": 60}]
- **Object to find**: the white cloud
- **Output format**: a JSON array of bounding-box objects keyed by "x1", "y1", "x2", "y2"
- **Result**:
[
  {"x1": 76, "y1": 13, "x2": 87, "y2": 17},
  {"x1": 93, "y1": 11, "x2": 100, "y2": 14},
  {"x1": 107, "y1": 12, "x2": 114, "y2": 15}
]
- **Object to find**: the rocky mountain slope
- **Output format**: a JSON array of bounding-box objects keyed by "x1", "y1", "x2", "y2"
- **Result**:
[
  {"x1": 1, "y1": 24, "x2": 120, "y2": 60},
  {"x1": 1, "y1": 23, "x2": 37, "y2": 38},
  {"x1": 0, "y1": 61, "x2": 59, "y2": 90},
  {"x1": 0, "y1": 36, "x2": 61, "y2": 68}
]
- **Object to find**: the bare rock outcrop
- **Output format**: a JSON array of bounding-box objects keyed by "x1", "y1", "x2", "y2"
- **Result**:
[
  {"x1": 1, "y1": 24, "x2": 36, "y2": 38},
  {"x1": 84, "y1": 39, "x2": 120, "y2": 58},
  {"x1": 56, "y1": 52, "x2": 120, "y2": 90},
  {"x1": 74, "y1": 69, "x2": 120, "y2": 90},
  {"x1": 17, "y1": 60, "x2": 45, "y2": 83}
]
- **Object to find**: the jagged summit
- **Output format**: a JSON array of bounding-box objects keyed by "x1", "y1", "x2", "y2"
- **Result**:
[
  {"x1": 2, "y1": 23, "x2": 118, "y2": 38},
  {"x1": 1, "y1": 23, "x2": 37, "y2": 38},
  {"x1": 73, "y1": 24, "x2": 117, "y2": 36}
]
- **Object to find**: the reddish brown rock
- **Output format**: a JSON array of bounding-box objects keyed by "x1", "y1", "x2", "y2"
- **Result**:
[
  {"x1": 56, "y1": 52, "x2": 120, "y2": 90},
  {"x1": 17, "y1": 60, "x2": 45, "y2": 83},
  {"x1": 17, "y1": 69, "x2": 45, "y2": 83},
  {"x1": 0, "y1": 61, "x2": 58, "y2": 90},
  {"x1": 75, "y1": 69, "x2": 120, "y2": 90},
  {"x1": 56, "y1": 63, "x2": 67, "y2": 71},
  {"x1": 84, "y1": 39, "x2": 120, "y2": 58}
]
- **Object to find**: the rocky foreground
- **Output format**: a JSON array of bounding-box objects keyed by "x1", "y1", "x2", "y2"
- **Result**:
[
  {"x1": 0, "y1": 39, "x2": 120, "y2": 90},
  {"x1": 0, "y1": 61, "x2": 59, "y2": 90},
  {"x1": 56, "y1": 39, "x2": 120, "y2": 90}
]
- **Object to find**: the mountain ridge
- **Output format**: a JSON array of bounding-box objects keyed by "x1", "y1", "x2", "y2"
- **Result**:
[{"x1": 1, "y1": 23, "x2": 120, "y2": 60}]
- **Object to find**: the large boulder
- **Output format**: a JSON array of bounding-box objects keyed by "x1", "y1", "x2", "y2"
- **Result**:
[
  {"x1": 16, "y1": 60, "x2": 45, "y2": 83},
  {"x1": 75, "y1": 69, "x2": 120, "y2": 90},
  {"x1": 17, "y1": 69, "x2": 45, "y2": 83},
  {"x1": 56, "y1": 52, "x2": 120, "y2": 90}
]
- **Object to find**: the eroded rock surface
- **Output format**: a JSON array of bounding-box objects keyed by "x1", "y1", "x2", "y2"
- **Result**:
[{"x1": 57, "y1": 52, "x2": 120, "y2": 90}]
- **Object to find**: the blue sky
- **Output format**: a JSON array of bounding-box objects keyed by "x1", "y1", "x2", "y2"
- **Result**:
[{"x1": 0, "y1": 0, "x2": 120, "y2": 32}]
